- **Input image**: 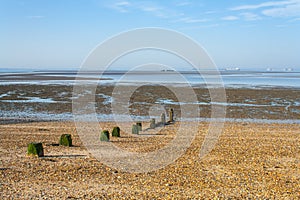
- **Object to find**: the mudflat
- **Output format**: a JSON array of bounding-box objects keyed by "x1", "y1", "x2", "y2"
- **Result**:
[{"x1": 0, "y1": 84, "x2": 300, "y2": 123}]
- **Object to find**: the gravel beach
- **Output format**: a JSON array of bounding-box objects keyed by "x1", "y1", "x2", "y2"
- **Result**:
[{"x1": 0, "y1": 121, "x2": 299, "y2": 199}]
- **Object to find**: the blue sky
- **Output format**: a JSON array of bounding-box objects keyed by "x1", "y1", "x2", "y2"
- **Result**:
[{"x1": 1, "y1": 0, "x2": 300, "y2": 70}]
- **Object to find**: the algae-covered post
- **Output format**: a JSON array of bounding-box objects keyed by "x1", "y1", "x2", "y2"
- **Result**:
[
  {"x1": 169, "y1": 108, "x2": 174, "y2": 122},
  {"x1": 100, "y1": 130, "x2": 110, "y2": 141},
  {"x1": 132, "y1": 124, "x2": 139, "y2": 134},
  {"x1": 112, "y1": 127, "x2": 120, "y2": 137},
  {"x1": 150, "y1": 118, "x2": 156, "y2": 129},
  {"x1": 27, "y1": 142, "x2": 44, "y2": 157},
  {"x1": 59, "y1": 134, "x2": 72, "y2": 146},
  {"x1": 136, "y1": 122, "x2": 142, "y2": 131},
  {"x1": 161, "y1": 113, "x2": 166, "y2": 125}
]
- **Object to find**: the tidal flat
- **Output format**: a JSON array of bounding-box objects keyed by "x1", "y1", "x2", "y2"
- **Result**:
[{"x1": 0, "y1": 84, "x2": 300, "y2": 124}]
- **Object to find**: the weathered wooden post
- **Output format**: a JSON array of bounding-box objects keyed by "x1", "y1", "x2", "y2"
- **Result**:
[
  {"x1": 112, "y1": 127, "x2": 120, "y2": 137},
  {"x1": 136, "y1": 122, "x2": 142, "y2": 131},
  {"x1": 100, "y1": 130, "x2": 110, "y2": 141},
  {"x1": 150, "y1": 118, "x2": 156, "y2": 129},
  {"x1": 168, "y1": 108, "x2": 174, "y2": 122},
  {"x1": 132, "y1": 124, "x2": 139, "y2": 134},
  {"x1": 27, "y1": 142, "x2": 44, "y2": 157},
  {"x1": 161, "y1": 113, "x2": 166, "y2": 125},
  {"x1": 59, "y1": 134, "x2": 72, "y2": 146}
]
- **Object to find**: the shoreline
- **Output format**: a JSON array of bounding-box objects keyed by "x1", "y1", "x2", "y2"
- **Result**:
[
  {"x1": 1, "y1": 117, "x2": 300, "y2": 126},
  {"x1": 1, "y1": 70, "x2": 300, "y2": 89}
]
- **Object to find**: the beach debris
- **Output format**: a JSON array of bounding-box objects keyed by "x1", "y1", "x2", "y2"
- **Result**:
[
  {"x1": 168, "y1": 108, "x2": 174, "y2": 122},
  {"x1": 59, "y1": 134, "x2": 72, "y2": 146},
  {"x1": 112, "y1": 126, "x2": 120, "y2": 137},
  {"x1": 132, "y1": 124, "x2": 139, "y2": 134},
  {"x1": 27, "y1": 142, "x2": 44, "y2": 157},
  {"x1": 100, "y1": 130, "x2": 110, "y2": 141},
  {"x1": 150, "y1": 118, "x2": 156, "y2": 129},
  {"x1": 160, "y1": 113, "x2": 166, "y2": 125},
  {"x1": 136, "y1": 122, "x2": 142, "y2": 131}
]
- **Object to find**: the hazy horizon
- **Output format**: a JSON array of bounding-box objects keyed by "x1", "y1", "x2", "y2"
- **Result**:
[{"x1": 1, "y1": 66, "x2": 300, "y2": 72}]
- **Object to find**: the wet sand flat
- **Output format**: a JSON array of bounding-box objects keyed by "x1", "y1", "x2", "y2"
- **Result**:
[
  {"x1": 0, "y1": 121, "x2": 299, "y2": 199},
  {"x1": 0, "y1": 84, "x2": 300, "y2": 123}
]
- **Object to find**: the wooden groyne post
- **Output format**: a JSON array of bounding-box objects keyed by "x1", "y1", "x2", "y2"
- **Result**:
[{"x1": 168, "y1": 108, "x2": 174, "y2": 122}]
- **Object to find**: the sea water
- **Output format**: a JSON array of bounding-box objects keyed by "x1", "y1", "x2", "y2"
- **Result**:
[{"x1": 1, "y1": 69, "x2": 300, "y2": 88}]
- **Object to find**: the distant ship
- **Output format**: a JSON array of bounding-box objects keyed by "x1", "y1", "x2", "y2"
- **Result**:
[
  {"x1": 284, "y1": 68, "x2": 293, "y2": 72},
  {"x1": 225, "y1": 67, "x2": 240, "y2": 71},
  {"x1": 161, "y1": 69, "x2": 175, "y2": 72},
  {"x1": 267, "y1": 67, "x2": 293, "y2": 72}
]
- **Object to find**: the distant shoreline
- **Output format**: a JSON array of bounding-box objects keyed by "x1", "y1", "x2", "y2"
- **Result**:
[{"x1": 1, "y1": 70, "x2": 300, "y2": 88}]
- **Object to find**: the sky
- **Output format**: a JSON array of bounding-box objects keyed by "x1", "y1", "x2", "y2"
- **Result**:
[{"x1": 1, "y1": 0, "x2": 300, "y2": 70}]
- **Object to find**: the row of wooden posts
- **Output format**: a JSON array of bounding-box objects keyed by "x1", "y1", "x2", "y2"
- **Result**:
[
  {"x1": 27, "y1": 134, "x2": 72, "y2": 157},
  {"x1": 27, "y1": 126, "x2": 122, "y2": 157},
  {"x1": 100, "y1": 108, "x2": 174, "y2": 140},
  {"x1": 27, "y1": 108, "x2": 175, "y2": 157},
  {"x1": 132, "y1": 108, "x2": 174, "y2": 134}
]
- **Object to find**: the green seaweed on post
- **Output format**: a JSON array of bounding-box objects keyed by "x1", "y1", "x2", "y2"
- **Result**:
[
  {"x1": 150, "y1": 118, "x2": 156, "y2": 129},
  {"x1": 100, "y1": 130, "x2": 110, "y2": 141},
  {"x1": 27, "y1": 142, "x2": 44, "y2": 157},
  {"x1": 132, "y1": 124, "x2": 139, "y2": 134},
  {"x1": 59, "y1": 134, "x2": 72, "y2": 146},
  {"x1": 136, "y1": 122, "x2": 142, "y2": 131},
  {"x1": 112, "y1": 127, "x2": 120, "y2": 137}
]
